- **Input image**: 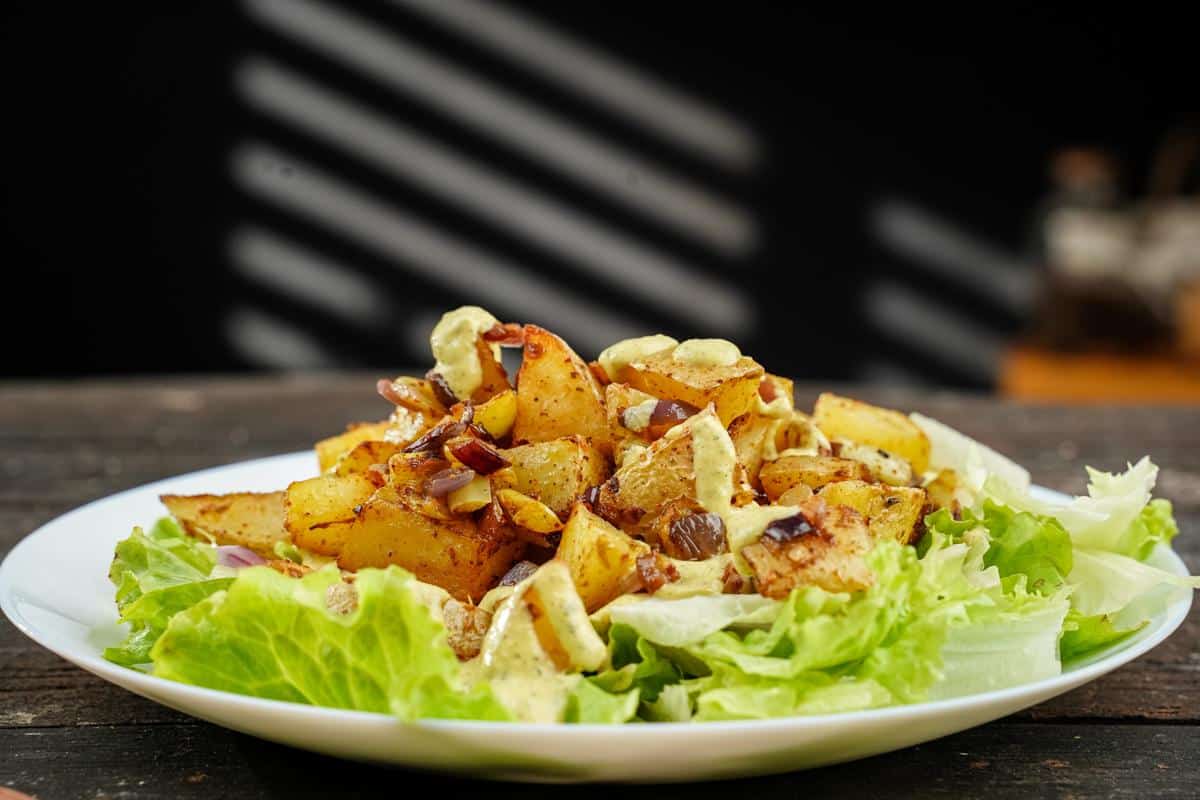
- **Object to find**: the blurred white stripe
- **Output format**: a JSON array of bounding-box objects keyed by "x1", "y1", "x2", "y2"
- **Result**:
[
  {"x1": 229, "y1": 227, "x2": 390, "y2": 328},
  {"x1": 243, "y1": 0, "x2": 756, "y2": 256},
  {"x1": 390, "y1": 0, "x2": 759, "y2": 172},
  {"x1": 236, "y1": 60, "x2": 752, "y2": 334},
  {"x1": 873, "y1": 199, "x2": 1035, "y2": 315},
  {"x1": 225, "y1": 306, "x2": 338, "y2": 369},
  {"x1": 863, "y1": 281, "x2": 1002, "y2": 384},
  {"x1": 231, "y1": 142, "x2": 648, "y2": 354}
]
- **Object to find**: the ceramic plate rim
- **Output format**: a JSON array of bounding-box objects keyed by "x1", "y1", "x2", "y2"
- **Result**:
[{"x1": 0, "y1": 450, "x2": 1192, "y2": 739}]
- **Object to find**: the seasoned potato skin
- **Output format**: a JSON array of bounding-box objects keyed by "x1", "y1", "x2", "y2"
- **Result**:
[
  {"x1": 512, "y1": 325, "x2": 608, "y2": 449},
  {"x1": 760, "y1": 455, "x2": 871, "y2": 499},
  {"x1": 161, "y1": 491, "x2": 287, "y2": 556},
  {"x1": 557, "y1": 503, "x2": 649, "y2": 612},
  {"x1": 813, "y1": 393, "x2": 930, "y2": 474},
  {"x1": 596, "y1": 421, "x2": 698, "y2": 538},
  {"x1": 818, "y1": 479, "x2": 928, "y2": 545},
  {"x1": 500, "y1": 436, "x2": 609, "y2": 517},
  {"x1": 623, "y1": 349, "x2": 764, "y2": 427},
  {"x1": 741, "y1": 499, "x2": 874, "y2": 597},
  {"x1": 314, "y1": 422, "x2": 393, "y2": 473},
  {"x1": 283, "y1": 473, "x2": 379, "y2": 556}
]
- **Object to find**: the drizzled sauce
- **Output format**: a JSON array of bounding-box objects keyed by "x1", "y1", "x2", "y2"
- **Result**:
[
  {"x1": 672, "y1": 338, "x2": 741, "y2": 367},
  {"x1": 597, "y1": 335, "x2": 678, "y2": 381},
  {"x1": 430, "y1": 306, "x2": 501, "y2": 399}
]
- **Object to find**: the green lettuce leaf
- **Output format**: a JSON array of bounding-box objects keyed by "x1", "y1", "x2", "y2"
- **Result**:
[
  {"x1": 923, "y1": 503, "x2": 1072, "y2": 596},
  {"x1": 1120, "y1": 499, "x2": 1178, "y2": 562},
  {"x1": 104, "y1": 518, "x2": 232, "y2": 666},
  {"x1": 563, "y1": 679, "x2": 640, "y2": 724},
  {"x1": 152, "y1": 564, "x2": 508, "y2": 721},
  {"x1": 605, "y1": 594, "x2": 780, "y2": 648},
  {"x1": 1059, "y1": 608, "x2": 1141, "y2": 662}
]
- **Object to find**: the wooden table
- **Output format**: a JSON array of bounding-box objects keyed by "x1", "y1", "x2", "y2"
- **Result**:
[{"x1": 2, "y1": 376, "x2": 1197, "y2": 798}]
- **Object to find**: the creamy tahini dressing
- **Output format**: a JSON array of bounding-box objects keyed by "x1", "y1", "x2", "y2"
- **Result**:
[
  {"x1": 597, "y1": 334, "x2": 678, "y2": 381},
  {"x1": 469, "y1": 577, "x2": 578, "y2": 723},
  {"x1": 672, "y1": 338, "x2": 741, "y2": 367},
  {"x1": 687, "y1": 409, "x2": 801, "y2": 574},
  {"x1": 430, "y1": 306, "x2": 501, "y2": 399}
]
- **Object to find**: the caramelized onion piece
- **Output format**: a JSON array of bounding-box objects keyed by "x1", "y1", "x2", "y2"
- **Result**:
[
  {"x1": 498, "y1": 560, "x2": 539, "y2": 587},
  {"x1": 403, "y1": 420, "x2": 467, "y2": 454},
  {"x1": 582, "y1": 484, "x2": 600, "y2": 508},
  {"x1": 424, "y1": 467, "x2": 476, "y2": 497},
  {"x1": 376, "y1": 378, "x2": 407, "y2": 406},
  {"x1": 449, "y1": 437, "x2": 510, "y2": 475},
  {"x1": 646, "y1": 399, "x2": 700, "y2": 439},
  {"x1": 482, "y1": 322, "x2": 525, "y2": 346},
  {"x1": 665, "y1": 512, "x2": 727, "y2": 560},
  {"x1": 425, "y1": 370, "x2": 459, "y2": 407},
  {"x1": 761, "y1": 512, "x2": 816, "y2": 544}
]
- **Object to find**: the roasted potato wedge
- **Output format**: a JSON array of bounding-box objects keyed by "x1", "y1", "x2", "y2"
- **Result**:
[
  {"x1": 333, "y1": 440, "x2": 405, "y2": 478},
  {"x1": 818, "y1": 479, "x2": 927, "y2": 545},
  {"x1": 283, "y1": 473, "x2": 379, "y2": 556},
  {"x1": 314, "y1": 421, "x2": 393, "y2": 473},
  {"x1": 741, "y1": 499, "x2": 874, "y2": 597},
  {"x1": 497, "y1": 489, "x2": 564, "y2": 535},
  {"x1": 596, "y1": 413, "x2": 700, "y2": 537},
  {"x1": 161, "y1": 491, "x2": 287, "y2": 556},
  {"x1": 336, "y1": 496, "x2": 524, "y2": 601},
  {"x1": 623, "y1": 348, "x2": 764, "y2": 427},
  {"x1": 512, "y1": 325, "x2": 608, "y2": 448},
  {"x1": 728, "y1": 412, "x2": 781, "y2": 487},
  {"x1": 759, "y1": 455, "x2": 871, "y2": 500},
  {"x1": 468, "y1": 335, "x2": 513, "y2": 404},
  {"x1": 557, "y1": 504, "x2": 650, "y2": 612},
  {"x1": 474, "y1": 389, "x2": 517, "y2": 440},
  {"x1": 813, "y1": 393, "x2": 930, "y2": 474},
  {"x1": 500, "y1": 436, "x2": 609, "y2": 517},
  {"x1": 605, "y1": 382, "x2": 658, "y2": 451}
]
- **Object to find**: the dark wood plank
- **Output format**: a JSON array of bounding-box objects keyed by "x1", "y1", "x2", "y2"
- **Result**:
[{"x1": 2, "y1": 722, "x2": 1196, "y2": 799}]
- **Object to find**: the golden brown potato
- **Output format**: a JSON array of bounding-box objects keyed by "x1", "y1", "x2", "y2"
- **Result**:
[
  {"x1": 283, "y1": 473, "x2": 379, "y2": 556},
  {"x1": 924, "y1": 469, "x2": 960, "y2": 512},
  {"x1": 728, "y1": 412, "x2": 781, "y2": 487},
  {"x1": 500, "y1": 436, "x2": 609, "y2": 517},
  {"x1": 557, "y1": 504, "x2": 650, "y2": 612},
  {"x1": 818, "y1": 479, "x2": 927, "y2": 545},
  {"x1": 161, "y1": 491, "x2": 287, "y2": 556},
  {"x1": 623, "y1": 348, "x2": 764, "y2": 427},
  {"x1": 604, "y1": 382, "x2": 657, "y2": 453},
  {"x1": 336, "y1": 496, "x2": 524, "y2": 601},
  {"x1": 595, "y1": 415, "x2": 698, "y2": 537},
  {"x1": 496, "y1": 489, "x2": 564, "y2": 534},
  {"x1": 760, "y1": 455, "x2": 872, "y2": 500},
  {"x1": 812, "y1": 393, "x2": 930, "y2": 474},
  {"x1": 333, "y1": 440, "x2": 405, "y2": 478},
  {"x1": 314, "y1": 421, "x2": 393, "y2": 473},
  {"x1": 512, "y1": 325, "x2": 608, "y2": 448},
  {"x1": 741, "y1": 500, "x2": 874, "y2": 597}
]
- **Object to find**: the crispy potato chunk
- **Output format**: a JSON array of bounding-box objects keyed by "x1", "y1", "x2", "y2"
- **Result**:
[
  {"x1": 333, "y1": 440, "x2": 405, "y2": 478},
  {"x1": 760, "y1": 455, "x2": 872, "y2": 500},
  {"x1": 741, "y1": 499, "x2": 874, "y2": 597},
  {"x1": 474, "y1": 389, "x2": 517, "y2": 440},
  {"x1": 624, "y1": 348, "x2": 764, "y2": 427},
  {"x1": 557, "y1": 504, "x2": 650, "y2": 612},
  {"x1": 596, "y1": 418, "x2": 698, "y2": 538},
  {"x1": 727, "y1": 412, "x2": 778, "y2": 488},
  {"x1": 499, "y1": 436, "x2": 609, "y2": 518},
  {"x1": 512, "y1": 325, "x2": 608, "y2": 448},
  {"x1": 818, "y1": 479, "x2": 928, "y2": 545},
  {"x1": 605, "y1": 382, "x2": 657, "y2": 455},
  {"x1": 813, "y1": 393, "x2": 930, "y2": 473},
  {"x1": 283, "y1": 473, "x2": 379, "y2": 556},
  {"x1": 161, "y1": 491, "x2": 286, "y2": 556},
  {"x1": 469, "y1": 335, "x2": 513, "y2": 404},
  {"x1": 336, "y1": 496, "x2": 523, "y2": 601},
  {"x1": 314, "y1": 421, "x2": 393, "y2": 473}
]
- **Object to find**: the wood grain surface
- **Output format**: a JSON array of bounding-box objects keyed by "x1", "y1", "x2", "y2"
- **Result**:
[{"x1": 1, "y1": 375, "x2": 1197, "y2": 798}]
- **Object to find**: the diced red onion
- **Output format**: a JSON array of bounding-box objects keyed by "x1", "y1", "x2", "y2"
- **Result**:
[
  {"x1": 377, "y1": 378, "x2": 407, "y2": 406},
  {"x1": 449, "y1": 438, "x2": 510, "y2": 474},
  {"x1": 482, "y1": 322, "x2": 525, "y2": 346},
  {"x1": 217, "y1": 545, "x2": 267, "y2": 568},
  {"x1": 425, "y1": 467, "x2": 476, "y2": 497},
  {"x1": 404, "y1": 420, "x2": 467, "y2": 454}
]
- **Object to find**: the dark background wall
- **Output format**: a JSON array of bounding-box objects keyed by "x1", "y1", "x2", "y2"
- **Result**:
[{"x1": 3, "y1": 2, "x2": 1193, "y2": 386}]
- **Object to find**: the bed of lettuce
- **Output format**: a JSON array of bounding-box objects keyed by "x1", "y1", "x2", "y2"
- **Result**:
[{"x1": 104, "y1": 457, "x2": 1197, "y2": 724}]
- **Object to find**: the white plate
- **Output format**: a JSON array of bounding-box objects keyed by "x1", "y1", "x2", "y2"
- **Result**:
[{"x1": 0, "y1": 451, "x2": 1192, "y2": 782}]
